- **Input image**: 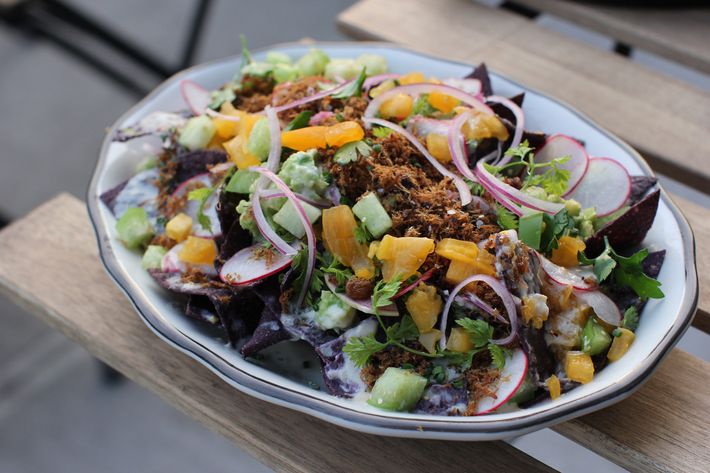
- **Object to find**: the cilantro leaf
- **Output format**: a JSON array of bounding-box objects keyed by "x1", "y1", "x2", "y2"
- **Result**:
[
  {"x1": 443, "y1": 350, "x2": 477, "y2": 370},
  {"x1": 429, "y1": 365, "x2": 447, "y2": 384},
  {"x1": 332, "y1": 67, "x2": 367, "y2": 99},
  {"x1": 495, "y1": 204, "x2": 519, "y2": 230},
  {"x1": 208, "y1": 88, "x2": 236, "y2": 111},
  {"x1": 468, "y1": 181, "x2": 486, "y2": 196},
  {"x1": 386, "y1": 315, "x2": 419, "y2": 341},
  {"x1": 455, "y1": 318, "x2": 493, "y2": 348},
  {"x1": 622, "y1": 306, "x2": 639, "y2": 331},
  {"x1": 284, "y1": 110, "x2": 314, "y2": 131},
  {"x1": 333, "y1": 140, "x2": 372, "y2": 165},
  {"x1": 540, "y1": 208, "x2": 576, "y2": 254},
  {"x1": 320, "y1": 256, "x2": 353, "y2": 289},
  {"x1": 412, "y1": 94, "x2": 437, "y2": 117},
  {"x1": 354, "y1": 221, "x2": 373, "y2": 245},
  {"x1": 187, "y1": 187, "x2": 215, "y2": 231},
  {"x1": 372, "y1": 126, "x2": 393, "y2": 138},
  {"x1": 488, "y1": 344, "x2": 507, "y2": 370},
  {"x1": 371, "y1": 277, "x2": 401, "y2": 312},
  {"x1": 343, "y1": 336, "x2": 387, "y2": 367}
]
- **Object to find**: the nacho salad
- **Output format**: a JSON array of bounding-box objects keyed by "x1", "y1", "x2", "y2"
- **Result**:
[{"x1": 102, "y1": 43, "x2": 664, "y2": 416}]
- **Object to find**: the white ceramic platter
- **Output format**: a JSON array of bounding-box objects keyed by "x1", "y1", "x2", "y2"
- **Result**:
[{"x1": 88, "y1": 42, "x2": 698, "y2": 441}]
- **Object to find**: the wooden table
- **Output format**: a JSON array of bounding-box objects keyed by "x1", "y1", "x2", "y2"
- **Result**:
[{"x1": 0, "y1": 2, "x2": 709, "y2": 472}]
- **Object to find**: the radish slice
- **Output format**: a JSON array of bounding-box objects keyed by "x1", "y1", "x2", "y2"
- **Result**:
[
  {"x1": 534, "y1": 134, "x2": 590, "y2": 196},
  {"x1": 568, "y1": 157, "x2": 631, "y2": 217},
  {"x1": 324, "y1": 276, "x2": 398, "y2": 316},
  {"x1": 575, "y1": 290, "x2": 622, "y2": 327},
  {"x1": 161, "y1": 242, "x2": 217, "y2": 277},
  {"x1": 475, "y1": 348, "x2": 528, "y2": 414},
  {"x1": 171, "y1": 173, "x2": 222, "y2": 237},
  {"x1": 220, "y1": 244, "x2": 292, "y2": 286},
  {"x1": 538, "y1": 255, "x2": 597, "y2": 291},
  {"x1": 442, "y1": 78, "x2": 482, "y2": 96},
  {"x1": 180, "y1": 80, "x2": 210, "y2": 115}
]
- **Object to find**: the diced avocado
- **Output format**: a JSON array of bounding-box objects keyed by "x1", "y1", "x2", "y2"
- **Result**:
[
  {"x1": 246, "y1": 117, "x2": 271, "y2": 161},
  {"x1": 354, "y1": 54, "x2": 388, "y2": 76},
  {"x1": 324, "y1": 58, "x2": 359, "y2": 81},
  {"x1": 518, "y1": 212, "x2": 544, "y2": 250},
  {"x1": 581, "y1": 317, "x2": 612, "y2": 356},
  {"x1": 273, "y1": 199, "x2": 321, "y2": 238},
  {"x1": 178, "y1": 115, "x2": 216, "y2": 151},
  {"x1": 507, "y1": 374, "x2": 537, "y2": 405},
  {"x1": 226, "y1": 169, "x2": 259, "y2": 194},
  {"x1": 236, "y1": 199, "x2": 260, "y2": 240},
  {"x1": 116, "y1": 207, "x2": 154, "y2": 250},
  {"x1": 277, "y1": 150, "x2": 328, "y2": 198},
  {"x1": 296, "y1": 48, "x2": 330, "y2": 76},
  {"x1": 564, "y1": 199, "x2": 581, "y2": 217},
  {"x1": 352, "y1": 192, "x2": 392, "y2": 238},
  {"x1": 367, "y1": 367, "x2": 427, "y2": 412},
  {"x1": 141, "y1": 245, "x2": 167, "y2": 270},
  {"x1": 265, "y1": 51, "x2": 292, "y2": 65},
  {"x1": 315, "y1": 291, "x2": 355, "y2": 330},
  {"x1": 273, "y1": 63, "x2": 299, "y2": 83}
]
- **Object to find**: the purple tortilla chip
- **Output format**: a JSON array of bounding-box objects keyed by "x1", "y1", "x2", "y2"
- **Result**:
[
  {"x1": 99, "y1": 180, "x2": 128, "y2": 213},
  {"x1": 489, "y1": 93, "x2": 524, "y2": 124},
  {"x1": 239, "y1": 280, "x2": 292, "y2": 356},
  {"x1": 414, "y1": 384, "x2": 468, "y2": 415},
  {"x1": 518, "y1": 324, "x2": 555, "y2": 386},
  {"x1": 465, "y1": 62, "x2": 493, "y2": 96},
  {"x1": 585, "y1": 189, "x2": 660, "y2": 257},
  {"x1": 185, "y1": 296, "x2": 221, "y2": 325},
  {"x1": 629, "y1": 176, "x2": 658, "y2": 205},
  {"x1": 174, "y1": 150, "x2": 229, "y2": 184}
]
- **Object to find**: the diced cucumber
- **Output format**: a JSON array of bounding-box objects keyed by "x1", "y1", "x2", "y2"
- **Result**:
[
  {"x1": 507, "y1": 373, "x2": 537, "y2": 405},
  {"x1": 581, "y1": 317, "x2": 612, "y2": 356},
  {"x1": 352, "y1": 192, "x2": 392, "y2": 238},
  {"x1": 116, "y1": 207, "x2": 154, "y2": 250},
  {"x1": 367, "y1": 367, "x2": 427, "y2": 412},
  {"x1": 141, "y1": 245, "x2": 167, "y2": 270},
  {"x1": 265, "y1": 51, "x2": 292, "y2": 65},
  {"x1": 246, "y1": 117, "x2": 271, "y2": 161},
  {"x1": 226, "y1": 169, "x2": 259, "y2": 194},
  {"x1": 273, "y1": 199, "x2": 321, "y2": 238},
  {"x1": 518, "y1": 212, "x2": 544, "y2": 250},
  {"x1": 273, "y1": 64, "x2": 299, "y2": 84},
  {"x1": 178, "y1": 115, "x2": 216, "y2": 151}
]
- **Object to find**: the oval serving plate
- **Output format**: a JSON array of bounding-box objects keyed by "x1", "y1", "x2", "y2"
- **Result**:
[{"x1": 87, "y1": 42, "x2": 698, "y2": 441}]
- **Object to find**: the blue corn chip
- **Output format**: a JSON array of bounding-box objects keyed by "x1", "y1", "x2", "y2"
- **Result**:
[
  {"x1": 185, "y1": 296, "x2": 221, "y2": 326},
  {"x1": 100, "y1": 168, "x2": 159, "y2": 219},
  {"x1": 518, "y1": 324, "x2": 555, "y2": 386},
  {"x1": 629, "y1": 176, "x2": 658, "y2": 205},
  {"x1": 239, "y1": 280, "x2": 292, "y2": 356},
  {"x1": 112, "y1": 111, "x2": 189, "y2": 142},
  {"x1": 414, "y1": 383, "x2": 469, "y2": 415},
  {"x1": 465, "y1": 62, "x2": 493, "y2": 96},
  {"x1": 281, "y1": 312, "x2": 335, "y2": 348},
  {"x1": 174, "y1": 149, "x2": 229, "y2": 184}
]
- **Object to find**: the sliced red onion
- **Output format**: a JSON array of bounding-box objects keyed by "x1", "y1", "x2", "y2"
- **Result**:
[
  {"x1": 575, "y1": 290, "x2": 622, "y2": 327},
  {"x1": 364, "y1": 83, "x2": 494, "y2": 122},
  {"x1": 455, "y1": 293, "x2": 507, "y2": 324},
  {"x1": 204, "y1": 108, "x2": 241, "y2": 122},
  {"x1": 309, "y1": 111, "x2": 335, "y2": 126},
  {"x1": 393, "y1": 268, "x2": 434, "y2": 299},
  {"x1": 447, "y1": 110, "x2": 477, "y2": 182},
  {"x1": 324, "y1": 276, "x2": 398, "y2": 316},
  {"x1": 271, "y1": 80, "x2": 352, "y2": 114},
  {"x1": 180, "y1": 80, "x2": 211, "y2": 115},
  {"x1": 474, "y1": 169, "x2": 524, "y2": 217},
  {"x1": 251, "y1": 188, "x2": 297, "y2": 256},
  {"x1": 439, "y1": 274, "x2": 518, "y2": 350},
  {"x1": 251, "y1": 167, "x2": 317, "y2": 308},
  {"x1": 363, "y1": 73, "x2": 400, "y2": 91},
  {"x1": 474, "y1": 160, "x2": 564, "y2": 214},
  {"x1": 364, "y1": 118, "x2": 472, "y2": 206},
  {"x1": 260, "y1": 190, "x2": 332, "y2": 209},
  {"x1": 486, "y1": 95, "x2": 524, "y2": 166},
  {"x1": 538, "y1": 254, "x2": 597, "y2": 291}
]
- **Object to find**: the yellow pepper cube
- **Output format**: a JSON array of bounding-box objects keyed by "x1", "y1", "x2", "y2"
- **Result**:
[
  {"x1": 564, "y1": 351, "x2": 594, "y2": 384},
  {"x1": 165, "y1": 213, "x2": 193, "y2": 242},
  {"x1": 369, "y1": 79, "x2": 395, "y2": 98},
  {"x1": 281, "y1": 126, "x2": 328, "y2": 151},
  {"x1": 418, "y1": 329, "x2": 442, "y2": 354},
  {"x1": 462, "y1": 113, "x2": 510, "y2": 141},
  {"x1": 325, "y1": 121, "x2": 364, "y2": 147},
  {"x1": 475, "y1": 249, "x2": 496, "y2": 276},
  {"x1": 546, "y1": 375, "x2": 561, "y2": 400},
  {"x1": 398, "y1": 72, "x2": 425, "y2": 85},
  {"x1": 223, "y1": 135, "x2": 261, "y2": 170},
  {"x1": 405, "y1": 284, "x2": 443, "y2": 333},
  {"x1": 379, "y1": 93, "x2": 413, "y2": 120},
  {"x1": 377, "y1": 236, "x2": 435, "y2": 282},
  {"x1": 322, "y1": 205, "x2": 374, "y2": 279},
  {"x1": 445, "y1": 259, "x2": 476, "y2": 286},
  {"x1": 427, "y1": 91, "x2": 459, "y2": 113},
  {"x1": 446, "y1": 327, "x2": 473, "y2": 353},
  {"x1": 435, "y1": 238, "x2": 479, "y2": 264},
  {"x1": 178, "y1": 236, "x2": 217, "y2": 265},
  {"x1": 425, "y1": 133, "x2": 452, "y2": 163},
  {"x1": 607, "y1": 328, "x2": 635, "y2": 362},
  {"x1": 375, "y1": 234, "x2": 396, "y2": 260},
  {"x1": 550, "y1": 236, "x2": 587, "y2": 267}
]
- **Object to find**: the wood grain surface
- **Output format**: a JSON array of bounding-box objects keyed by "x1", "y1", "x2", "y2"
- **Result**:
[
  {"x1": 507, "y1": 0, "x2": 710, "y2": 74},
  {"x1": 337, "y1": 0, "x2": 710, "y2": 192}
]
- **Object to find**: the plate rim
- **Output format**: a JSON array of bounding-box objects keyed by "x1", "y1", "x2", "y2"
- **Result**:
[{"x1": 86, "y1": 40, "x2": 699, "y2": 441}]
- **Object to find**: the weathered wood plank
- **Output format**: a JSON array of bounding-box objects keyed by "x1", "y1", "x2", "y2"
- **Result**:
[
  {"x1": 0, "y1": 194, "x2": 553, "y2": 473},
  {"x1": 337, "y1": 0, "x2": 710, "y2": 192},
  {"x1": 507, "y1": 0, "x2": 710, "y2": 74}
]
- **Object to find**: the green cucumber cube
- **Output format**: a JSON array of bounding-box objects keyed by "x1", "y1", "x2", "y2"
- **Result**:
[
  {"x1": 141, "y1": 245, "x2": 167, "y2": 270},
  {"x1": 246, "y1": 117, "x2": 271, "y2": 161},
  {"x1": 273, "y1": 200, "x2": 321, "y2": 238},
  {"x1": 178, "y1": 115, "x2": 216, "y2": 151},
  {"x1": 116, "y1": 207, "x2": 154, "y2": 250},
  {"x1": 352, "y1": 192, "x2": 392, "y2": 238},
  {"x1": 226, "y1": 169, "x2": 259, "y2": 194},
  {"x1": 581, "y1": 317, "x2": 612, "y2": 356},
  {"x1": 367, "y1": 367, "x2": 427, "y2": 412},
  {"x1": 518, "y1": 212, "x2": 544, "y2": 250}
]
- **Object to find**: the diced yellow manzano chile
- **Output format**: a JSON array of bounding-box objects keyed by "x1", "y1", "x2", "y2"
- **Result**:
[
  {"x1": 405, "y1": 283, "x2": 443, "y2": 333},
  {"x1": 321, "y1": 205, "x2": 374, "y2": 279},
  {"x1": 550, "y1": 236, "x2": 586, "y2": 267},
  {"x1": 325, "y1": 121, "x2": 364, "y2": 147},
  {"x1": 446, "y1": 327, "x2": 473, "y2": 353},
  {"x1": 435, "y1": 238, "x2": 496, "y2": 284},
  {"x1": 165, "y1": 213, "x2": 193, "y2": 243},
  {"x1": 564, "y1": 351, "x2": 594, "y2": 384},
  {"x1": 375, "y1": 235, "x2": 434, "y2": 282},
  {"x1": 607, "y1": 328, "x2": 635, "y2": 362},
  {"x1": 546, "y1": 375, "x2": 561, "y2": 400},
  {"x1": 281, "y1": 126, "x2": 328, "y2": 151},
  {"x1": 178, "y1": 236, "x2": 217, "y2": 265}
]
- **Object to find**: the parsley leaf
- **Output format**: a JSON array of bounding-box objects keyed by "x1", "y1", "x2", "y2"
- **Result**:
[
  {"x1": 320, "y1": 256, "x2": 353, "y2": 289},
  {"x1": 490, "y1": 141, "x2": 571, "y2": 198},
  {"x1": 284, "y1": 110, "x2": 314, "y2": 131},
  {"x1": 333, "y1": 140, "x2": 372, "y2": 165},
  {"x1": 371, "y1": 277, "x2": 401, "y2": 312},
  {"x1": 187, "y1": 187, "x2": 215, "y2": 231},
  {"x1": 540, "y1": 208, "x2": 576, "y2": 254},
  {"x1": 354, "y1": 221, "x2": 373, "y2": 245},
  {"x1": 455, "y1": 318, "x2": 493, "y2": 348},
  {"x1": 495, "y1": 204, "x2": 519, "y2": 230},
  {"x1": 332, "y1": 67, "x2": 367, "y2": 99},
  {"x1": 386, "y1": 315, "x2": 419, "y2": 341},
  {"x1": 343, "y1": 336, "x2": 387, "y2": 368},
  {"x1": 622, "y1": 306, "x2": 639, "y2": 331},
  {"x1": 488, "y1": 344, "x2": 507, "y2": 370},
  {"x1": 412, "y1": 94, "x2": 437, "y2": 117},
  {"x1": 372, "y1": 126, "x2": 393, "y2": 138},
  {"x1": 468, "y1": 181, "x2": 486, "y2": 196}
]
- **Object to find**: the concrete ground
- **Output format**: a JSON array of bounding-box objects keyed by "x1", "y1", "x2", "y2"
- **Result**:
[{"x1": 0, "y1": 1, "x2": 709, "y2": 472}]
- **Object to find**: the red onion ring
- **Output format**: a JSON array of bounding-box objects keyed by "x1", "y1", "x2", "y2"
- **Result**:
[
  {"x1": 474, "y1": 168, "x2": 524, "y2": 217},
  {"x1": 251, "y1": 189, "x2": 297, "y2": 256},
  {"x1": 270, "y1": 80, "x2": 352, "y2": 114},
  {"x1": 250, "y1": 167, "x2": 317, "y2": 308},
  {"x1": 439, "y1": 274, "x2": 518, "y2": 350},
  {"x1": 364, "y1": 83, "x2": 494, "y2": 122},
  {"x1": 393, "y1": 268, "x2": 435, "y2": 299},
  {"x1": 363, "y1": 73, "x2": 400, "y2": 91},
  {"x1": 447, "y1": 110, "x2": 477, "y2": 182},
  {"x1": 486, "y1": 95, "x2": 525, "y2": 166},
  {"x1": 364, "y1": 117, "x2": 472, "y2": 206},
  {"x1": 204, "y1": 108, "x2": 241, "y2": 122},
  {"x1": 455, "y1": 293, "x2": 507, "y2": 325},
  {"x1": 260, "y1": 190, "x2": 332, "y2": 209}
]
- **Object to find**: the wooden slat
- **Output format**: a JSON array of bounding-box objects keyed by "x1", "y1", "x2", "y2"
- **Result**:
[
  {"x1": 337, "y1": 0, "x2": 710, "y2": 193},
  {"x1": 3, "y1": 194, "x2": 710, "y2": 472},
  {"x1": 0, "y1": 194, "x2": 552, "y2": 473},
  {"x1": 507, "y1": 0, "x2": 710, "y2": 74}
]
